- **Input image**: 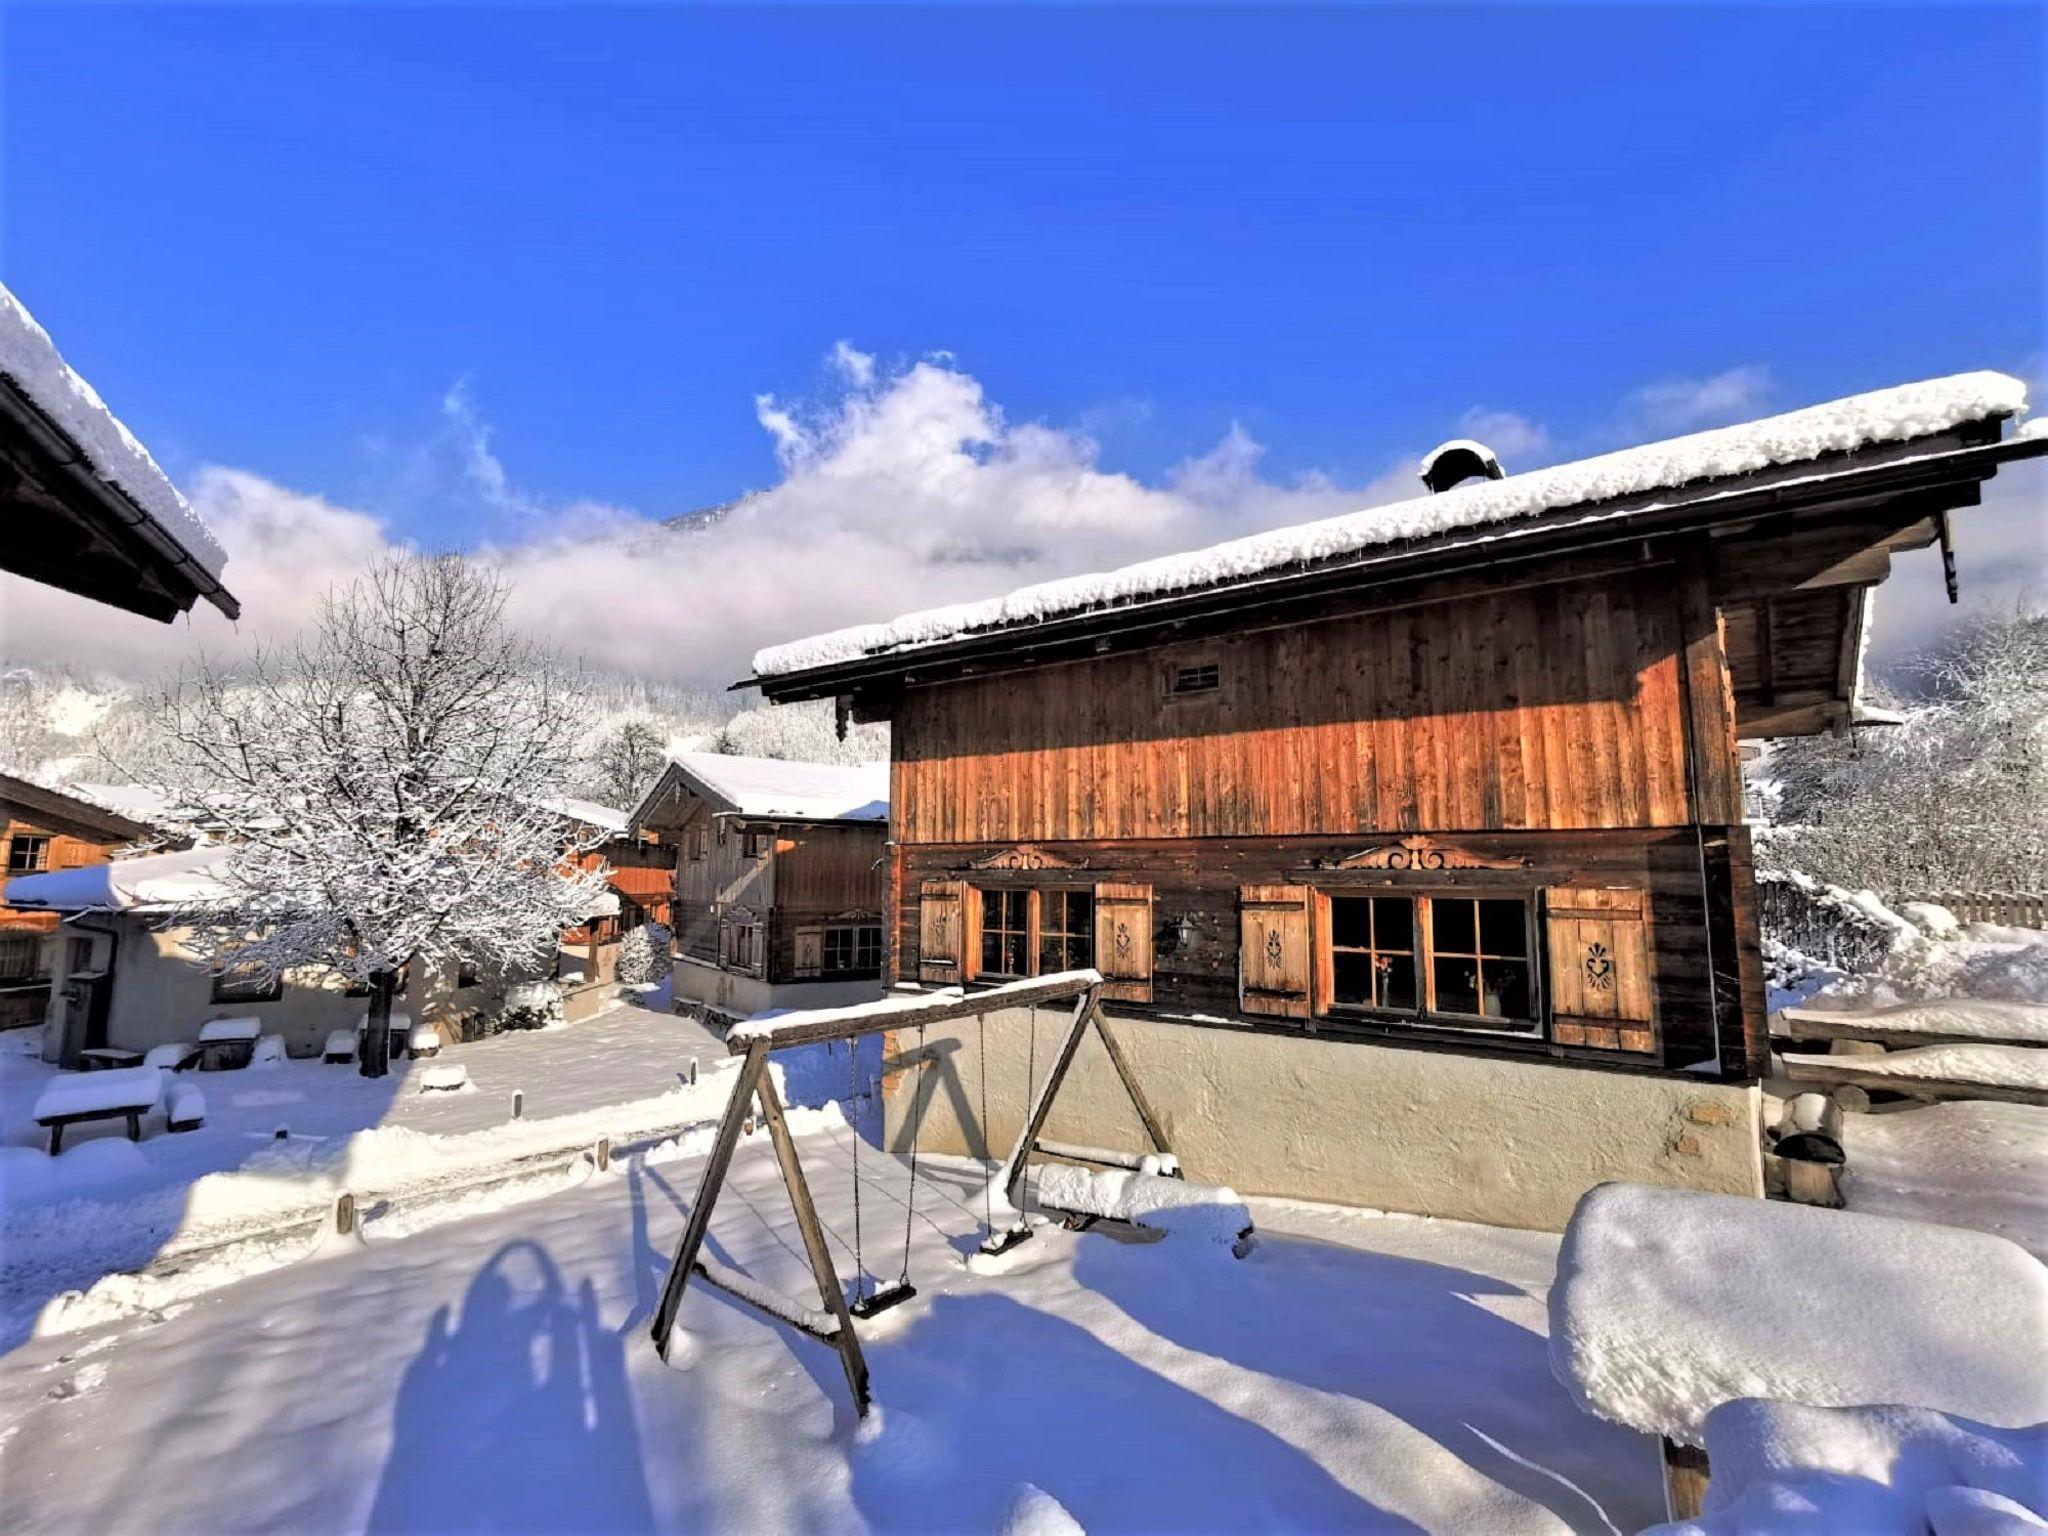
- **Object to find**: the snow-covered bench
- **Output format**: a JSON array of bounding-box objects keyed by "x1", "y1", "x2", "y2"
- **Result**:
[
  {"x1": 33, "y1": 1065, "x2": 164, "y2": 1154},
  {"x1": 1775, "y1": 999, "x2": 2048, "y2": 1052},
  {"x1": 1781, "y1": 1042, "x2": 2048, "y2": 1107},
  {"x1": 1549, "y1": 1183, "x2": 2048, "y2": 1519},
  {"x1": 196, "y1": 1016, "x2": 263, "y2": 1070},
  {"x1": 322, "y1": 1028, "x2": 356, "y2": 1064}
]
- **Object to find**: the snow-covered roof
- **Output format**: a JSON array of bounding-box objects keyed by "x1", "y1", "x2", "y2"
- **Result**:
[
  {"x1": 4, "y1": 843, "x2": 232, "y2": 913},
  {"x1": 754, "y1": 370, "x2": 2028, "y2": 679},
  {"x1": 0, "y1": 284, "x2": 228, "y2": 581},
  {"x1": 668, "y1": 753, "x2": 889, "y2": 822},
  {"x1": 545, "y1": 796, "x2": 630, "y2": 834}
]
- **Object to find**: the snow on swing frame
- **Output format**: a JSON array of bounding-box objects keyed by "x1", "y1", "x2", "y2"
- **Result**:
[{"x1": 648, "y1": 969, "x2": 1252, "y2": 1417}]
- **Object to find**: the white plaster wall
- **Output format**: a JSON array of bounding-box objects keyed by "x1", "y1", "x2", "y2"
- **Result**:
[
  {"x1": 41, "y1": 920, "x2": 499, "y2": 1062},
  {"x1": 881, "y1": 1003, "x2": 1764, "y2": 1232}
]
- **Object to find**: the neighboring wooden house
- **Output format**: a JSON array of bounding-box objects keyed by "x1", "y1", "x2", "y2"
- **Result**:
[
  {"x1": 629, "y1": 753, "x2": 889, "y2": 1024},
  {"x1": 1, "y1": 283, "x2": 237, "y2": 622},
  {"x1": 0, "y1": 774, "x2": 159, "y2": 1030},
  {"x1": 551, "y1": 796, "x2": 677, "y2": 1002},
  {"x1": 743, "y1": 371, "x2": 2047, "y2": 1229}
]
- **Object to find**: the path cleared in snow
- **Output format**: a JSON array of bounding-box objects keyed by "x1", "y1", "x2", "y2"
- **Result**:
[{"x1": 0, "y1": 1106, "x2": 1665, "y2": 1535}]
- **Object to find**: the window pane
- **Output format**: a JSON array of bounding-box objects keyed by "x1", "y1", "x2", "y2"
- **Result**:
[
  {"x1": 1332, "y1": 950, "x2": 1374, "y2": 1005},
  {"x1": 1377, "y1": 953, "x2": 1418, "y2": 1011},
  {"x1": 1433, "y1": 897, "x2": 1476, "y2": 954},
  {"x1": 1484, "y1": 958, "x2": 1532, "y2": 1020},
  {"x1": 981, "y1": 930, "x2": 1007, "y2": 974},
  {"x1": 1066, "y1": 890, "x2": 1093, "y2": 939},
  {"x1": 1330, "y1": 897, "x2": 1370, "y2": 950},
  {"x1": 1478, "y1": 899, "x2": 1527, "y2": 959},
  {"x1": 1433, "y1": 955, "x2": 1481, "y2": 1015},
  {"x1": 1371, "y1": 897, "x2": 1413, "y2": 953}
]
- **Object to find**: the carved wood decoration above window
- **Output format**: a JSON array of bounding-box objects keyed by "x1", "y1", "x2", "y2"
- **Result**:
[
  {"x1": 960, "y1": 844, "x2": 1091, "y2": 872},
  {"x1": 1317, "y1": 836, "x2": 1530, "y2": 873}
]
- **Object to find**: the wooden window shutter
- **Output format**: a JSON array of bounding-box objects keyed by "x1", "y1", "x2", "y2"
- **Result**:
[
  {"x1": 918, "y1": 880, "x2": 974, "y2": 985},
  {"x1": 1092, "y1": 882, "x2": 1154, "y2": 1003},
  {"x1": 1239, "y1": 884, "x2": 1313, "y2": 1020},
  {"x1": 1544, "y1": 887, "x2": 1655, "y2": 1051}
]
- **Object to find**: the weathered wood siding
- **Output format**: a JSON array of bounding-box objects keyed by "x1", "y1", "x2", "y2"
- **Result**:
[{"x1": 890, "y1": 569, "x2": 1704, "y2": 845}]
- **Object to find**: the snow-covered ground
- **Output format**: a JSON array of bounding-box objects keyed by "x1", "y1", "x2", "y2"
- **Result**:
[
  {"x1": 1842, "y1": 1101, "x2": 2048, "y2": 1261},
  {"x1": 0, "y1": 998, "x2": 744, "y2": 1348},
  {"x1": 0, "y1": 1101, "x2": 1667, "y2": 1535}
]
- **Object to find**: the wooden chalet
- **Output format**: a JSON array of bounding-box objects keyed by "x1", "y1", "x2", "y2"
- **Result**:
[
  {"x1": 1, "y1": 284, "x2": 237, "y2": 623},
  {"x1": 0, "y1": 775, "x2": 160, "y2": 1031},
  {"x1": 744, "y1": 371, "x2": 2048, "y2": 1227},
  {"x1": 629, "y1": 753, "x2": 890, "y2": 1024}
]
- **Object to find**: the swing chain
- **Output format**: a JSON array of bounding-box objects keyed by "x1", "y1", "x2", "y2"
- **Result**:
[
  {"x1": 898, "y1": 1021, "x2": 926, "y2": 1286},
  {"x1": 847, "y1": 1036, "x2": 866, "y2": 1307}
]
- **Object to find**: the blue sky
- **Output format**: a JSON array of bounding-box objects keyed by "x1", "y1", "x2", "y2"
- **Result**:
[{"x1": 1, "y1": 3, "x2": 2042, "y2": 681}]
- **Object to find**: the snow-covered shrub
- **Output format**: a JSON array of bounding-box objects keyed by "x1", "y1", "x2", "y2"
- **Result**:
[
  {"x1": 497, "y1": 980, "x2": 565, "y2": 1032},
  {"x1": 615, "y1": 922, "x2": 671, "y2": 987}
]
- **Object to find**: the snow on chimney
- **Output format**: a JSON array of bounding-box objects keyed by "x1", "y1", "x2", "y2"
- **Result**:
[{"x1": 1417, "y1": 439, "x2": 1505, "y2": 494}]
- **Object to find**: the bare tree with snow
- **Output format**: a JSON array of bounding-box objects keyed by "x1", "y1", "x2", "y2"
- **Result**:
[
  {"x1": 146, "y1": 555, "x2": 610, "y2": 1076},
  {"x1": 587, "y1": 716, "x2": 669, "y2": 809},
  {"x1": 1763, "y1": 607, "x2": 2048, "y2": 901}
]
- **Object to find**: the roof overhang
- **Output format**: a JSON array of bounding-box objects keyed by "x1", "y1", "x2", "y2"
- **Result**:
[
  {"x1": 746, "y1": 427, "x2": 2046, "y2": 706},
  {"x1": 0, "y1": 373, "x2": 239, "y2": 622}
]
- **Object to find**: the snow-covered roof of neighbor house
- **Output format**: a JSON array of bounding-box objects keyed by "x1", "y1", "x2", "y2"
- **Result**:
[
  {"x1": 665, "y1": 753, "x2": 889, "y2": 822},
  {"x1": 0, "y1": 284, "x2": 235, "y2": 618},
  {"x1": 1548, "y1": 1182, "x2": 2048, "y2": 1447},
  {"x1": 0, "y1": 772, "x2": 160, "y2": 844},
  {"x1": 754, "y1": 370, "x2": 2030, "y2": 681},
  {"x1": 544, "y1": 796, "x2": 630, "y2": 834},
  {"x1": 68, "y1": 782, "x2": 185, "y2": 828},
  {"x1": 3, "y1": 843, "x2": 232, "y2": 913}
]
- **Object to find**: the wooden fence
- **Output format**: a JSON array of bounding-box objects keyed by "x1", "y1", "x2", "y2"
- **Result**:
[{"x1": 1917, "y1": 892, "x2": 2048, "y2": 930}]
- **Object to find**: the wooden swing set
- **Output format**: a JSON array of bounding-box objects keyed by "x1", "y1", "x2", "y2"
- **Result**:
[{"x1": 648, "y1": 968, "x2": 1187, "y2": 1416}]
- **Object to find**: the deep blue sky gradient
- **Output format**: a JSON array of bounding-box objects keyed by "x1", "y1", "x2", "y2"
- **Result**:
[{"x1": 4, "y1": 3, "x2": 2042, "y2": 546}]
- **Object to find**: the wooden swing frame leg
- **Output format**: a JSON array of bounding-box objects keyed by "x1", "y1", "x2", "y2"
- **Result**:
[{"x1": 648, "y1": 1040, "x2": 872, "y2": 1413}]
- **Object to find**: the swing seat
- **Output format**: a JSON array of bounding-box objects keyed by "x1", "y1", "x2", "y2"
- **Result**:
[
  {"x1": 977, "y1": 1224, "x2": 1033, "y2": 1257},
  {"x1": 848, "y1": 1280, "x2": 918, "y2": 1319}
]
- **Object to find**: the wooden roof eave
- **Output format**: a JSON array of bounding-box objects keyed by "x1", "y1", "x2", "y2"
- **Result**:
[
  {"x1": 0, "y1": 374, "x2": 240, "y2": 622},
  {"x1": 746, "y1": 427, "x2": 2046, "y2": 706}
]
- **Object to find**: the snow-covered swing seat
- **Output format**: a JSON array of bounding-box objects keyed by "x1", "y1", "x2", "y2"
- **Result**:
[{"x1": 649, "y1": 970, "x2": 1249, "y2": 1417}]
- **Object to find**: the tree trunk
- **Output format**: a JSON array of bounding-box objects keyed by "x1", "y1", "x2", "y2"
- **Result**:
[{"x1": 360, "y1": 967, "x2": 397, "y2": 1079}]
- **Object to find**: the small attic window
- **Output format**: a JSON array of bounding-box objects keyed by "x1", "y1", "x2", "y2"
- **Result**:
[{"x1": 1168, "y1": 661, "x2": 1221, "y2": 698}]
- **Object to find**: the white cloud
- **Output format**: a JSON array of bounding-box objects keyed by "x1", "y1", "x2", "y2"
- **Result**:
[
  {"x1": 1615, "y1": 365, "x2": 1775, "y2": 438},
  {"x1": 1453, "y1": 407, "x2": 1552, "y2": 465}
]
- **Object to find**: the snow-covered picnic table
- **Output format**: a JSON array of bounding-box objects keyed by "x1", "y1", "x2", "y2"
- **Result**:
[{"x1": 32, "y1": 1065, "x2": 165, "y2": 1154}]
